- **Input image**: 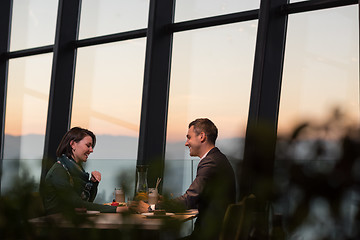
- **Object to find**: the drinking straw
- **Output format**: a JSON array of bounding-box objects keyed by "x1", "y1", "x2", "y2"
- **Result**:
[{"x1": 155, "y1": 177, "x2": 161, "y2": 190}]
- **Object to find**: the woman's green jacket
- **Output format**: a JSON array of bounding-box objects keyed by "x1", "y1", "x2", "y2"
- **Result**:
[{"x1": 43, "y1": 155, "x2": 116, "y2": 214}]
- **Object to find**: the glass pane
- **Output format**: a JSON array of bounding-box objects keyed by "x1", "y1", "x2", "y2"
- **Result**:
[
  {"x1": 1, "y1": 54, "x2": 53, "y2": 194},
  {"x1": 84, "y1": 160, "x2": 136, "y2": 203},
  {"x1": 175, "y1": 0, "x2": 260, "y2": 22},
  {"x1": 163, "y1": 159, "x2": 195, "y2": 197},
  {"x1": 10, "y1": 0, "x2": 58, "y2": 51},
  {"x1": 71, "y1": 39, "x2": 146, "y2": 198},
  {"x1": 164, "y1": 21, "x2": 258, "y2": 195},
  {"x1": 279, "y1": 6, "x2": 359, "y2": 136},
  {"x1": 275, "y1": 5, "x2": 359, "y2": 238},
  {"x1": 79, "y1": 0, "x2": 150, "y2": 39}
]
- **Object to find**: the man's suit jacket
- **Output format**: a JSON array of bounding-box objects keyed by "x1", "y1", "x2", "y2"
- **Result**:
[{"x1": 177, "y1": 147, "x2": 236, "y2": 239}]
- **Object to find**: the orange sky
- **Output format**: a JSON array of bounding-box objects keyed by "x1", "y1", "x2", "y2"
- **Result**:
[{"x1": 3, "y1": 3, "x2": 359, "y2": 141}]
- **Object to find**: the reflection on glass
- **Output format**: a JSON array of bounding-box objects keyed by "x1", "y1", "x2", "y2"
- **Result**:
[
  {"x1": 164, "y1": 21, "x2": 257, "y2": 195},
  {"x1": 71, "y1": 39, "x2": 146, "y2": 160},
  {"x1": 10, "y1": 0, "x2": 58, "y2": 51},
  {"x1": 2, "y1": 54, "x2": 52, "y2": 193},
  {"x1": 79, "y1": 0, "x2": 149, "y2": 39},
  {"x1": 175, "y1": 0, "x2": 260, "y2": 22}
]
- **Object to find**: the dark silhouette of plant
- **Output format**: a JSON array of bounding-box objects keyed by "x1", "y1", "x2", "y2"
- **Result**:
[{"x1": 274, "y1": 108, "x2": 360, "y2": 239}]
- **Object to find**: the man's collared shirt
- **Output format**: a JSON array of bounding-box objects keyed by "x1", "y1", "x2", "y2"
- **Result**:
[{"x1": 200, "y1": 147, "x2": 214, "y2": 161}]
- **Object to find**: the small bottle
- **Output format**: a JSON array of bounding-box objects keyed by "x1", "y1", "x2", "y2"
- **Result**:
[{"x1": 115, "y1": 187, "x2": 125, "y2": 203}]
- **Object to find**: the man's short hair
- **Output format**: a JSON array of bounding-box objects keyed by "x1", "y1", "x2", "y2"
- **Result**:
[{"x1": 189, "y1": 118, "x2": 218, "y2": 145}]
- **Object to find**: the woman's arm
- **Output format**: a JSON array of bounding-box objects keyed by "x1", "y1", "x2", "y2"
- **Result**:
[
  {"x1": 88, "y1": 181, "x2": 98, "y2": 202},
  {"x1": 48, "y1": 166, "x2": 116, "y2": 213},
  {"x1": 88, "y1": 171, "x2": 101, "y2": 202}
]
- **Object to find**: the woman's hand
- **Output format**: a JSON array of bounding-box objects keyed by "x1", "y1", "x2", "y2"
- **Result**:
[
  {"x1": 91, "y1": 171, "x2": 101, "y2": 182},
  {"x1": 116, "y1": 201, "x2": 149, "y2": 213}
]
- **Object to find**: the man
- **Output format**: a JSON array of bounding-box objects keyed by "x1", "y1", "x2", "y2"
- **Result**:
[{"x1": 177, "y1": 118, "x2": 236, "y2": 239}]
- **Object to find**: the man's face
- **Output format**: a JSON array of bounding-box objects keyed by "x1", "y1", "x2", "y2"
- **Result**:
[{"x1": 185, "y1": 126, "x2": 202, "y2": 157}]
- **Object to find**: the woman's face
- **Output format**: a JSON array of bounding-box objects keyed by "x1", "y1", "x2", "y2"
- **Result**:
[{"x1": 70, "y1": 135, "x2": 94, "y2": 163}]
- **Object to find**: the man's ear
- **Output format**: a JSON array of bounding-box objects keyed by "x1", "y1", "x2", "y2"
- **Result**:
[{"x1": 200, "y1": 132, "x2": 206, "y2": 143}]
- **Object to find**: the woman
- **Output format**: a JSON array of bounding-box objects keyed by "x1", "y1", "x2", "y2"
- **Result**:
[{"x1": 43, "y1": 127, "x2": 133, "y2": 214}]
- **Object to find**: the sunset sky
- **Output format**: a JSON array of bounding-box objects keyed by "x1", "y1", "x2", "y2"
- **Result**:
[{"x1": 3, "y1": 0, "x2": 359, "y2": 142}]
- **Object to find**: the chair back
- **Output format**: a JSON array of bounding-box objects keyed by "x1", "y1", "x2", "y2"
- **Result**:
[{"x1": 219, "y1": 194, "x2": 257, "y2": 240}]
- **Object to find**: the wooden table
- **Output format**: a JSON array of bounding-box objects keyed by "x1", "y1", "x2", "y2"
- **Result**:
[
  {"x1": 29, "y1": 209, "x2": 198, "y2": 230},
  {"x1": 29, "y1": 210, "x2": 198, "y2": 239}
]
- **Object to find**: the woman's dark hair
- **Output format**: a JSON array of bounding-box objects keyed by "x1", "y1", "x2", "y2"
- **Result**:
[
  {"x1": 189, "y1": 118, "x2": 218, "y2": 145},
  {"x1": 56, "y1": 127, "x2": 96, "y2": 158}
]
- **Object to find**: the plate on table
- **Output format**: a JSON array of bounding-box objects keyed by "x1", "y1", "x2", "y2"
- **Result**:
[
  {"x1": 174, "y1": 209, "x2": 198, "y2": 215},
  {"x1": 141, "y1": 212, "x2": 175, "y2": 218},
  {"x1": 103, "y1": 202, "x2": 126, "y2": 206},
  {"x1": 86, "y1": 210, "x2": 100, "y2": 216}
]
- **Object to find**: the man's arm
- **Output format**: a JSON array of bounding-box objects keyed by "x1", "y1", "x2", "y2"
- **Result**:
[{"x1": 176, "y1": 159, "x2": 216, "y2": 209}]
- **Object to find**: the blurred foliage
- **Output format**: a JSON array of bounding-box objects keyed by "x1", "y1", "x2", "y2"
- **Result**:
[
  {"x1": 0, "y1": 167, "x2": 185, "y2": 240},
  {"x1": 0, "y1": 169, "x2": 40, "y2": 239},
  {"x1": 274, "y1": 108, "x2": 360, "y2": 239}
]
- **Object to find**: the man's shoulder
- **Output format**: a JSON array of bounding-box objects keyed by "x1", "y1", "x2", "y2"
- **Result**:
[
  {"x1": 206, "y1": 147, "x2": 227, "y2": 161},
  {"x1": 204, "y1": 148, "x2": 234, "y2": 172},
  {"x1": 198, "y1": 148, "x2": 228, "y2": 168}
]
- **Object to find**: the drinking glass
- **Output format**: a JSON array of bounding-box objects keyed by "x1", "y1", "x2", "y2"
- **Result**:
[
  {"x1": 135, "y1": 165, "x2": 149, "y2": 201},
  {"x1": 148, "y1": 188, "x2": 158, "y2": 210}
]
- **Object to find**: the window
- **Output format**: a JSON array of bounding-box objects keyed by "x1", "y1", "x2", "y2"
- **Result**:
[
  {"x1": 79, "y1": 0, "x2": 149, "y2": 39},
  {"x1": 175, "y1": 0, "x2": 260, "y2": 22},
  {"x1": 279, "y1": 6, "x2": 359, "y2": 137},
  {"x1": 1, "y1": 54, "x2": 53, "y2": 193},
  {"x1": 164, "y1": 21, "x2": 258, "y2": 196},
  {"x1": 71, "y1": 39, "x2": 146, "y2": 201},
  {"x1": 275, "y1": 5, "x2": 359, "y2": 237},
  {"x1": 10, "y1": 0, "x2": 58, "y2": 51}
]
